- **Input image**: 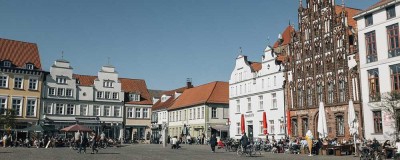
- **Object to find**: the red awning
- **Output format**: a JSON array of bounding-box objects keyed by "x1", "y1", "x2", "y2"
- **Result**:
[
  {"x1": 263, "y1": 112, "x2": 268, "y2": 135},
  {"x1": 241, "y1": 114, "x2": 245, "y2": 134}
]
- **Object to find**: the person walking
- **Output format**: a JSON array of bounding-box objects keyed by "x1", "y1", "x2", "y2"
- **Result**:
[
  {"x1": 240, "y1": 132, "x2": 249, "y2": 153},
  {"x1": 90, "y1": 133, "x2": 98, "y2": 154},
  {"x1": 209, "y1": 134, "x2": 217, "y2": 153},
  {"x1": 78, "y1": 134, "x2": 88, "y2": 154}
]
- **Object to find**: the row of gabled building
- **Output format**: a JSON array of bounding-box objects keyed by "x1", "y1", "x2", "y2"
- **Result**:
[{"x1": 229, "y1": 0, "x2": 400, "y2": 142}]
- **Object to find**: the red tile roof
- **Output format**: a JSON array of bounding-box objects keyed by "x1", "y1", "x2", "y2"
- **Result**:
[
  {"x1": 334, "y1": 6, "x2": 362, "y2": 28},
  {"x1": 152, "y1": 86, "x2": 191, "y2": 111},
  {"x1": 73, "y1": 74, "x2": 152, "y2": 105},
  {"x1": 169, "y1": 81, "x2": 228, "y2": 110},
  {"x1": 0, "y1": 38, "x2": 42, "y2": 70},
  {"x1": 120, "y1": 78, "x2": 152, "y2": 105},
  {"x1": 273, "y1": 25, "x2": 295, "y2": 48},
  {"x1": 249, "y1": 61, "x2": 262, "y2": 72}
]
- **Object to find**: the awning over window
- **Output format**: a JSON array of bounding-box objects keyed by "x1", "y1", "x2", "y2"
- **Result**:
[{"x1": 210, "y1": 124, "x2": 229, "y2": 131}]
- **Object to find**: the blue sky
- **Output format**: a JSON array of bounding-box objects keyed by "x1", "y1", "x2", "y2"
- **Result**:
[{"x1": 0, "y1": 0, "x2": 377, "y2": 90}]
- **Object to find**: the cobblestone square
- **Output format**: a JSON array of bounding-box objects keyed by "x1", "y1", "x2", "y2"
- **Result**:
[{"x1": 0, "y1": 144, "x2": 360, "y2": 160}]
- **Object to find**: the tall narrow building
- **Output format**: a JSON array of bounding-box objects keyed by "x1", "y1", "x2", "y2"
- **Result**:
[{"x1": 286, "y1": 0, "x2": 362, "y2": 140}]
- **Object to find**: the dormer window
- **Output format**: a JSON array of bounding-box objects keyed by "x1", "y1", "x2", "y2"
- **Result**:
[
  {"x1": 103, "y1": 80, "x2": 114, "y2": 88},
  {"x1": 161, "y1": 96, "x2": 168, "y2": 102},
  {"x1": 129, "y1": 94, "x2": 140, "y2": 101},
  {"x1": 3, "y1": 61, "x2": 11, "y2": 67},
  {"x1": 26, "y1": 64, "x2": 34, "y2": 70},
  {"x1": 56, "y1": 76, "x2": 67, "y2": 84}
]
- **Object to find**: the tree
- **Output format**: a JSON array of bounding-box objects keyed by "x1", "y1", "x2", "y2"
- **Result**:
[
  {"x1": 381, "y1": 91, "x2": 400, "y2": 140},
  {"x1": 0, "y1": 109, "x2": 16, "y2": 130}
]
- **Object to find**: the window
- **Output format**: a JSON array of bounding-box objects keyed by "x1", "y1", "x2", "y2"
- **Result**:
[
  {"x1": 66, "y1": 104, "x2": 74, "y2": 115},
  {"x1": 0, "y1": 75, "x2": 8, "y2": 88},
  {"x1": 48, "y1": 87, "x2": 55, "y2": 96},
  {"x1": 279, "y1": 119, "x2": 285, "y2": 134},
  {"x1": 114, "y1": 106, "x2": 121, "y2": 117},
  {"x1": 368, "y1": 69, "x2": 380, "y2": 101},
  {"x1": 317, "y1": 84, "x2": 323, "y2": 103},
  {"x1": 327, "y1": 83, "x2": 334, "y2": 104},
  {"x1": 112, "y1": 92, "x2": 118, "y2": 99},
  {"x1": 66, "y1": 89, "x2": 73, "y2": 97},
  {"x1": 28, "y1": 78, "x2": 38, "y2": 90},
  {"x1": 247, "y1": 98, "x2": 251, "y2": 111},
  {"x1": 236, "y1": 100, "x2": 240, "y2": 113},
  {"x1": 56, "y1": 103, "x2": 64, "y2": 115},
  {"x1": 201, "y1": 107, "x2": 204, "y2": 119},
  {"x1": 387, "y1": 6, "x2": 396, "y2": 19},
  {"x1": 96, "y1": 91, "x2": 103, "y2": 99},
  {"x1": 26, "y1": 64, "x2": 34, "y2": 70},
  {"x1": 365, "y1": 31, "x2": 377, "y2": 63},
  {"x1": 103, "y1": 80, "x2": 113, "y2": 88},
  {"x1": 127, "y1": 108, "x2": 133, "y2": 118},
  {"x1": 80, "y1": 105, "x2": 87, "y2": 116},
  {"x1": 143, "y1": 108, "x2": 148, "y2": 118},
  {"x1": 297, "y1": 88, "x2": 304, "y2": 108},
  {"x1": 14, "y1": 77, "x2": 23, "y2": 89},
  {"x1": 0, "y1": 97, "x2": 7, "y2": 115},
  {"x1": 365, "y1": 14, "x2": 373, "y2": 27},
  {"x1": 136, "y1": 108, "x2": 141, "y2": 118},
  {"x1": 292, "y1": 119, "x2": 298, "y2": 137},
  {"x1": 12, "y1": 98, "x2": 22, "y2": 116},
  {"x1": 259, "y1": 96, "x2": 263, "y2": 110},
  {"x1": 269, "y1": 120, "x2": 275, "y2": 134},
  {"x1": 129, "y1": 94, "x2": 140, "y2": 101},
  {"x1": 104, "y1": 106, "x2": 111, "y2": 116},
  {"x1": 237, "y1": 123, "x2": 241, "y2": 135},
  {"x1": 184, "y1": 110, "x2": 187, "y2": 120},
  {"x1": 336, "y1": 115, "x2": 345, "y2": 136},
  {"x1": 302, "y1": 118, "x2": 308, "y2": 136},
  {"x1": 105, "y1": 92, "x2": 111, "y2": 99},
  {"x1": 272, "y1": 93, "x2": 277, "y2": 109},
  {"x1": 3, "y1": 61, "x2": 11, "y2": 67},
  {"x1": 189, "y1": 109, "x2": 192, "y2": 120},
  {"x1": 259, "y1": 121, "x2": 263, "y2": 135},
  {"x1": 373, "y1": 111, "x2": 383, "y2": 133},
  {"x1": 58, "y1": 88, "x2": 65, "y2": 96},
  {"x1": 26, "y1": 99, "x2": 36, "y2": 116},
  {"x1": 197, "y1": 108, "x2": 200, "y2": 119},
  {"x1": 262, "y1": 79, "x2": 264, "y2": 89},
  {"x1": 93, "y1": 105, "x2": 100, "y2": 116},
  {"x1": 387, "y1": 24, "x2": 400, "y2": 57},
  {"x1": 339, "y1": 80, "x2": 345, "y2": 102},
  {"x1": 45, "y1": 103, "x2": 52, "y2": 114},
  {"x1": 193, "y1": 109, "x2": 196, "y2": 120},
  {"x1": 274, "y1": 76, "x2": 276, "y2": 86},
  {"x1": 307, "y1": 87, "x2": 313, "y2": 107},
  {"x1": 211, "y1": 108, "x2": 217, "y2": 118},
  {"x1": 56, "y1": 76, "x2": 67, "y2": 84},
  {"x1": 390, "y1": 64, "x2": 400, "y2": 91}
]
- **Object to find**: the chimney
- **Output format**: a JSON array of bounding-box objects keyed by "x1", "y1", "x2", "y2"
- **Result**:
[{"x1": 186, "y1": 78, "x2": 193, "y2": 88}]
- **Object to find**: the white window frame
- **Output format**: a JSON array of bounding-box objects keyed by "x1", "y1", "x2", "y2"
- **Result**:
[
  {"x1": 26, "y1": 98, "x2": 37, "y2": 117},
  {"x1": 236, "y1": 123, "x2": 241, "y2": 135},
  {"x1": 259, "y1": 96, "x2": 263, "y2": 110},
  {"x1": 114, "y1": 106, "x2": 121, "y2": 117},
  {"x1": 97, "y1": 91, "x2": 103, "y2": 99},
  {"x1": 66, "y1": 89, "x2": 73, "y2": 97},
  {"x1": 14, "y1": 76, "x2": 23, "y2": 89},
  {"x1": 28, "y1": 77, "x2": 38, "y2": 90},
  {"x1": 104, "y1": 106, "x2": 111, "y2": 116},
  {"x1": 135, "y1": 108, "x2": 141, "y2": 118},
  {"x1": 57, "y1": 88, "x2": 65, "y2": 96},
  {"x1": 127, "y1": 108, "x2": 134, "y2": 118},
  {"x1": 66, "y1": 104, "x2": 74, "y2": 115},
  {"x1": 105, "y1": 91, "x2": 111, "y2": 99},
  {"x1": 80, "y1": 104, "x2": 88, "y2": 116},
  {"x1": 247, "y1": 98, "x2": 251, "y2": 111},
  {"x1": 143, "y1": 108, "x2": 148, "y2": 118},
  {"x1": 93, "y1": 105, "x2": 100, "y2": 116},
  {"x1": 0, "y1": 96, "x2": 7, "y2": 115},
  {"x1": 0, "y1": 75, "x2": 9, "y2": 88},
  {"x1": 201, "y1": 107, "x2": 204, "y2": 119},
  {"x1": 270, "y1": 120, "x2": 275, "y2": 134},
  {"x1": 236, "y1": 100, "x2": 240, "y2": 113},
  {"x1": 55, "y1": 103, "x2": 64, "y2": 115},
  {"x1": 56, "y1": 76, "x2": 67, "y2": 84},
  {"x1": 103, "y1": 80, "x2": 114, "y2": 88},
  {"x1": 26, "y1": 64, "x2": 34, "y2": 70},
  {"x1": 211, "y1": 107, "x2": 217, "y2": 118},
  {"x1": 45, "y1": 103, "x2": 52, "y2": 114},
  {"x1": 48, "y1": 87, "x2": 56, "y2": 96},
  {"x1": 3, "y1": 61, "x2": 11, "y2": 67},
  {"x1": 12, "y1": 97, "x2": 23, "y2": 116},
  {"x1": 272, "y1": 93, "x2": 277, "y2": 109},
  {"x1": 112, "y1": 92, "x2": 119, "y2": 99}
]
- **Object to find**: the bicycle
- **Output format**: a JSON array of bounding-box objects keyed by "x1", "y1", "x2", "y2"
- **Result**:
[{"x1": 237, "y1": 144, "x2": 254, "y2": 157}]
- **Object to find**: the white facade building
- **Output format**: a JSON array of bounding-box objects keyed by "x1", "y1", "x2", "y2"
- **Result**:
[
  {"x1": 42, "y1": 60, "x2": 124, "y2": 139},
  {"x1": 354, "y1": 0, "x2": 400, "y2": 141},
  {"x1": 229, "y1": 46, "x2": 286, "y2": 140}
]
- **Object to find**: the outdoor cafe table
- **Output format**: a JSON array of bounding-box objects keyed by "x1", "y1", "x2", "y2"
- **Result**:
[{"x1": 325, "y1": 144, "x2": 353, "y2": 156}]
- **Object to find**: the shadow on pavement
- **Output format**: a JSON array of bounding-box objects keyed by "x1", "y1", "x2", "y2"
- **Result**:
[{"x1": 96, "y1": 153, "x2": 120, "y2": 155}]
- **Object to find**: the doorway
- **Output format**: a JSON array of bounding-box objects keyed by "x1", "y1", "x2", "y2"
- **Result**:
[{"x1": 248, "y1": 125, "x2": 253, "y2": 142}]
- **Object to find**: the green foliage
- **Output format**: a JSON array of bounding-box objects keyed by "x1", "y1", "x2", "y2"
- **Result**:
[{"x1": 0, "y1": 109, "x2": 16, "y2": 129}]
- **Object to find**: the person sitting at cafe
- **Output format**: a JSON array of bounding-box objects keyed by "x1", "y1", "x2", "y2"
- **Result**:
[
  {"x1": 371, "y1": 138, "x2": 381, "y2": 152},
  {"x1": 394, "y1": 139, "x2": 400, "y2": 159},
  {"x1": 383, "y1": 140, "x2": 394, "y2": 159}
]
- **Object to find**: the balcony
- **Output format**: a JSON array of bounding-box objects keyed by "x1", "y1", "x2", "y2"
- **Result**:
[
  {"x1": 366, "y1": 55, "x2": 378, "y2": 63},
  {"x1": 388, "y1": 48, "x2": 400, "y2": 58}
]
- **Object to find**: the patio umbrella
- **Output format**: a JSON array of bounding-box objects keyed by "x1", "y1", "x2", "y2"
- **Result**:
[
  {"x1": 262, "y1": 112, "x2": 268, "y2": 135},
  {"x1": 21, "y1": 124, "x2": 55, "y2": 132},
  {"x1": 348, "y1": 100, "x2": 358, "y2": 155},
  {"x1": 317, "y1": 101, "x2": 328, "y2": 139},
  {"x1": 241, "y1": 114, "x2": 245, "y2": 134},
  {"x1": 60, "y1": 124, "x2": 93, "y2": 132},
  {"x1": 286, "y1": 110, "x2": 291, "y2": 137}
]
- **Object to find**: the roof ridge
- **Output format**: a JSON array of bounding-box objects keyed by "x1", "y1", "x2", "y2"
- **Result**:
[{"x1": 0, "y1": 38, "x2": 37, "y2": 45}]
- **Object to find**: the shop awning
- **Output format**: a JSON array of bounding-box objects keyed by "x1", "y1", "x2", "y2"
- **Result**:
[{"x1": 210, "y1": 124, "x2": 229, "y2": 131}]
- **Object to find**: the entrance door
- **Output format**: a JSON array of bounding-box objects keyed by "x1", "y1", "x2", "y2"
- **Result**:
[{"x1": 248, "y1": 125, "x2": 253, "y2": 142}]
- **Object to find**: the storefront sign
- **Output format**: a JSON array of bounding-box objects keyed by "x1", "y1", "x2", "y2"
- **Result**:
[
  {"x1": 330, "y1": 107, "x2": 346, "y2": 112},
  {"x1": 245, "y1": 113, "x2": 254, "y2": 118}
]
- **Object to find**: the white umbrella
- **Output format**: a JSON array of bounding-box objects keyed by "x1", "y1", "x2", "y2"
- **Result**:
[
  {"x1": 317, "y1": 101, "x2": 328, "y2": 139},
  {"x1": 348, "y1": 100, "x2": 358, "y2": 155}
]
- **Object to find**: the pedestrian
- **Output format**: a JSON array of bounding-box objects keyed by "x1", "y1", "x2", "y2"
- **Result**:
[
  {"x1": 90, "y1": 133, "x2": 98, "y2": 154},
  {"x1": 78, "y1": 134, "x2": 88, "y2": 154},
  {"x1": 240, "y1": 132, "x2": 249, "y2": 153},
  {"x1": 2, "y1": 134, "x2": 7, "y2": 147},
  {"x1": 209, "y1": 134, "x2": 217, "y2": 153}
]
